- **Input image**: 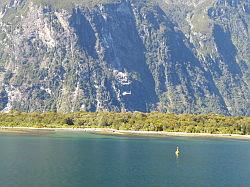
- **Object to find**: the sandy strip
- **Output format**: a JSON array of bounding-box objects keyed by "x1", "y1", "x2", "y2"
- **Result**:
[{"x1": 0, "y1": 127, "x2": 250, "y2": 140}]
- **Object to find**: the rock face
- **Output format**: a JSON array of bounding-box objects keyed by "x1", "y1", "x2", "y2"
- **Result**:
[{"x1": 0, "y1": 0, "x2": 249, "y2": 115}]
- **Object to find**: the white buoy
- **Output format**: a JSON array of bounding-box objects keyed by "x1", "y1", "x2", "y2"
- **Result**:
[{"x1": 175, "y1": 146, "x2": 180, "y2": 156}]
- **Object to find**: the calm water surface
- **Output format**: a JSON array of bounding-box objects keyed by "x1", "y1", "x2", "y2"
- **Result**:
[{"x1": 0, "y1": 132, "x2": 249, "y2": 187}]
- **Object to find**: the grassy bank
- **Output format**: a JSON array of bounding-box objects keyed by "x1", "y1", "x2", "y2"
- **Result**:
[{"x1": 0, "y1": 111, "x2": 249, "y2": 135}]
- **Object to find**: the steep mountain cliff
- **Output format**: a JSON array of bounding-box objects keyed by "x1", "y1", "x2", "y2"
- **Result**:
[{"x1": 0, "y1": 0, "x2": 249, "y2": 115}]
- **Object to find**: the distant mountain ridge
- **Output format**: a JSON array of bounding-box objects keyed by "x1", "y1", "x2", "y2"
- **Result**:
[{"x1": 0, "y1": 0, "x2": 249, "y2": 115}]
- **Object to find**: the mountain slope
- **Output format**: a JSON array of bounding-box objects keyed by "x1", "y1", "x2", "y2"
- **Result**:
[{"x1": 0, "y1": 0, "x2": 249, "y2": 115}]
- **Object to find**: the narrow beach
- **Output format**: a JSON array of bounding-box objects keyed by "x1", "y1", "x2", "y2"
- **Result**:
[{"x1": 0, "y1": 127, "x2": 250, "y2": 140}]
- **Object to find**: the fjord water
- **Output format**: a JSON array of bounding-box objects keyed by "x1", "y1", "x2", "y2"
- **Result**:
[{"x1": 0, "y1": 132, "x2": 249, "y2": 187}]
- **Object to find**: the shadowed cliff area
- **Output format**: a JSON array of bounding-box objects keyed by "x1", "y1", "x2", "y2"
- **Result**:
[{"x1": 0, "y1": 0, "x2": 249, "y2": 115}]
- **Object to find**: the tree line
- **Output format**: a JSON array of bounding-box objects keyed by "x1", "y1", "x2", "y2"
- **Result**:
[{"x1": 0, "y1": 111, "x2": 249, "y2": 135}]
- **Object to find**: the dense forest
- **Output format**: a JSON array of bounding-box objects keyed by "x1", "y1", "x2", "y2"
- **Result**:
[{"x1": 0, "y1": 111, "x2": 249, "y2": 135}]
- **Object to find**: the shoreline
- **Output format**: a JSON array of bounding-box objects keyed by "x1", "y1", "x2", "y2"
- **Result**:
[{"x1": 0, "y1": 126, "x2": 250, "y2": 140}]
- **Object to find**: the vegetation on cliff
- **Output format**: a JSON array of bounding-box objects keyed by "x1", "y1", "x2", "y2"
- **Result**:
[{"x1": 0, "y1": 0, "x2": 249, "y2": 115}]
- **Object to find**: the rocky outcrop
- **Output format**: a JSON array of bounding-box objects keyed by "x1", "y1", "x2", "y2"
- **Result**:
[{"x1": 0, "y1": 0, "x2": 249, "y2": 115}]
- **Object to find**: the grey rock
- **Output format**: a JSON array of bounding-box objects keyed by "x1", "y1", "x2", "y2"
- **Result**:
[{"x1": 0, "y1": 0, "x2": 249, "y2": 115}]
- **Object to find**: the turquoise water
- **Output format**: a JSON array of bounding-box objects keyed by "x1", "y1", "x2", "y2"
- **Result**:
[{"x1": 0, "y1": 132, "x2": 249, "y2": 187}]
